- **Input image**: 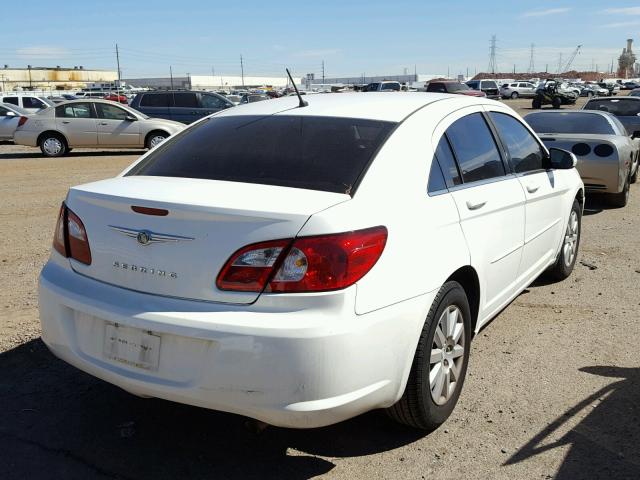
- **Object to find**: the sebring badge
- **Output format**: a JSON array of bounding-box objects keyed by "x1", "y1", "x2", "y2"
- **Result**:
[{"x1": 109, "y1": 226, "x2": 194, "y2": 246}]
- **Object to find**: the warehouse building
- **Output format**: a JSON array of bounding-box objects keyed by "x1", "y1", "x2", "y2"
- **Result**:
[
  {"x1": 123, "y1": 74, "x2": 301, "y2": 90},
  {"x1": 0, "y1": 66, "x2": 118, "y2": 92}
]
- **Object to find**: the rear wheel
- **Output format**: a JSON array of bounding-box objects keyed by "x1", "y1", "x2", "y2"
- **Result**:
[
  {"x1": 386, "y1": 281, "x2": 471, "y2": 431},
  {"x1": 546, "y1": 199, "x2": 581, "y2": 281},
  {"x1": 552, "y1": 97, "x2": 562, "y2": 109},
  {"x1": 609, "y1": 177, "x2": 630, "y2": 208},
  {"x1": 39, "y1": 133, "x2": 67, "y2": 157},
  {"x1": 511, "y1": 92, "x2": 519, "y2": 99}
]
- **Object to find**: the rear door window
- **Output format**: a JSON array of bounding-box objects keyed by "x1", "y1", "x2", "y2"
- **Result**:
[
  {"x1": 3, "y1": 97, "x2": 19, "y2": 106},
  {"x1": 445, "y1": 113, "x2": 506, "y2": 183},
  {"x1": 489, "y1": 112, "x2": 545, "y2": 173},
  {"x1": 172, "y1": 92, "x2": 198, "y2": 108},
  {"x1": 140, "y1": 93, "x2": 170, "y2": 107},
  {"x1": 128, "y1": 115, "x2": 396, "y2": 194},
  {"x1": 55, "y1": 103, "x2": 94, "y2": 118}
]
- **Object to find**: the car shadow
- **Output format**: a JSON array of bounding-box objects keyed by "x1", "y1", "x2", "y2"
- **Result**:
[
  {"x1": 0, "y1": 150, "x2": 141, "y2": 160},
  {"x1": 504, "y1": 366, "x2": 640, "y2": 479},
  {"x1": 0, "y1": 339, "x2": 426, "y2": 480}
]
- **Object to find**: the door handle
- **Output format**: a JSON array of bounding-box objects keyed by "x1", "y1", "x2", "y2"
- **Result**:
[
  {"x1": 466, "y1": 200, "x2": 487, "y2": 210},
  {"x1": 99, "y1": 122, "x2": 108, "y2": 126},
  {"x1": 62, "y1": 120, "x2": 70, "y2": 124},
  {"x1": 526, "y1": 185, "x2": 540, "y2": 193}
]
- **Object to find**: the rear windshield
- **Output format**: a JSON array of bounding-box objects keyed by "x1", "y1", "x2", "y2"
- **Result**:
[
  {"x1": 584, "y1": 99, "x2": 640, "y2": 116},
  {"x1": 128, "y1": 115, "x2": 396, "y2": 194},
  {"x1": 446, "y1": 83, "x2": 469, "y2": 92},
  {"x1": 525, "y1": 112, "x2": 615, "y2": 135}
]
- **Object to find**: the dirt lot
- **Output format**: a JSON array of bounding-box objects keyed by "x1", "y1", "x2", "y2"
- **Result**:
[{"x1": 1, "y1": 97, "x2": 639, "y2": 480}]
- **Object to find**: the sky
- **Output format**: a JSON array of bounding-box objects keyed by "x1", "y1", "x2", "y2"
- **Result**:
[{"x1": 2, "y1": 1, "x2": 640, "y2": 79}]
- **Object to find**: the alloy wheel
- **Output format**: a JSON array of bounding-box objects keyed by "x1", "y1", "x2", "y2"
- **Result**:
[
  {"x1": 563, "y1": 210, "x2": 579, "y2": 267},
  {"x1": 430, "y1": 305, "x2": 465, "y2": 406}
]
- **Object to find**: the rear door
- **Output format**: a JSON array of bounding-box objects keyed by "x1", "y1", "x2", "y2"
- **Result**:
[
  {"x1": 436, "y1": 109, "x2": 526, "y2": 322},
  {"x1": 169, "y1": 92, "x2": 200, "y2": 124},
  {"x1": 55, "y1": 102, "x2": 98, "y2": 146},
  {"x1": 137, "y1": 93, "x2": 171, "y2": 120},
  {"x1": 486, "y1": 109, "x2": 566, "y2": 283},
  {"x1": 95, "y1": 102, "x2": 141, "y2": 146}
]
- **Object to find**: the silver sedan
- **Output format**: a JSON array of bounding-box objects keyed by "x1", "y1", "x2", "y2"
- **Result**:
[
  {"x1": 0, "y1": 103, "x2": 30, "y2": 141},
  {"x1": 13, "y1": 100, "x2": 185, "y2": 157},
  {"x1": 525, "y1": 110, "x2": 636, "y2": 207}
]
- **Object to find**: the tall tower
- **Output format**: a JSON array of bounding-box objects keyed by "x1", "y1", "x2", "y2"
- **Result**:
[
  {"x1": 488, "y1": 35, "x2": 497, "y2": 74},
  {"x1": 527, "y1": 44, "x2": 535, "y2": 74}
]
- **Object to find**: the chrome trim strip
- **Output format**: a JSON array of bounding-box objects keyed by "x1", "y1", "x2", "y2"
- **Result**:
[{"x1": 109, "y1": 226, "x2": 194, "y2": 245}]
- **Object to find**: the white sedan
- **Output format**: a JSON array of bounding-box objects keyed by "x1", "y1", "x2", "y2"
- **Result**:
[
  {"x1": 38, "y1": 93, "x2": 584, "y2": 430},
  {"x1": 0, "y1": 103, "x2": 30, "y2": 141}
]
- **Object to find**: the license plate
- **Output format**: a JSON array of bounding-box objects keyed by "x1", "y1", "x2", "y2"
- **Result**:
[{"x1": 103, "y1": 323, "x2": 161, "y2": 371}]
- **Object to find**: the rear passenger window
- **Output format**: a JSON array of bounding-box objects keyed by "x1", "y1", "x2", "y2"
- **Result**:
[
  {"x1": 172, "y1": 93, "x2": 198, "y2": 108},
  {"x1": 434, "y1": 136, "x2": 461, "y2": 187},
  {"x1": 55, "y1": 103, "x2": 93, "y2": 118},
  {"x1": 4, "y1": 97, "x2": 18, "y2": 106},
  {"x1": 446, "y1": 113, "x2": 506, "y2": 183},
  {"x1": 489, "y1": 112, "x2": 545, "y2": 173},
  {"x1": 140, "y1": 93, "x2": 170, "y2": 107},
  {"x1": 428, "y1": 161, "x2": 447, "y2": 193}
]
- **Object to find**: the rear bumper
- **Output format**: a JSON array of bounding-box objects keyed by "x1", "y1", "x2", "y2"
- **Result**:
[
  {"x1": 576, "y1": 156, "x2": 625, "y2": 194},
  {"x1": 39, "y1": 259, "x2": 432, "y2": 428}
]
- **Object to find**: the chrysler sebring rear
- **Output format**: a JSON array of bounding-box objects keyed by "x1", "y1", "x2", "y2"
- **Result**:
[{"x1": 39, "y1": 93, "x2": 584, "y2": 430}]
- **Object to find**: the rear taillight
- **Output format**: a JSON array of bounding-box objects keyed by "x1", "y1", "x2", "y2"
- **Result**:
[
  {"x1": 52, "y1": 203, "x2": 92, "y2": 265},
  {"x1": 216, "y1": 227, "x2": 387, "y2": 293},
  {"x1": 18, "y1": 116, "x2": 28, "y2": 127}
]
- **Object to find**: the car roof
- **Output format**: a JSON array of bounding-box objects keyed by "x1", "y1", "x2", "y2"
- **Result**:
[
  {"x1": 526, "y1": 110, "x2": 615, "y2": 118},
  {"x1": 214, "y1": 92, "x2": 493, "y2": 122},
  {"x1": 586, "y1": 96, "x2": 640, "y2": 101}
]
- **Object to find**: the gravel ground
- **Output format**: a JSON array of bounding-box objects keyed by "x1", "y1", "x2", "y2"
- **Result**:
[{"x1": 1, "y1": 97, "x2": 639, "y2": 480}]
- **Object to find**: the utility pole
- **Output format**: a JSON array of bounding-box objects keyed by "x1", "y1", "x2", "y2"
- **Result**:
[
  {"x1": 513, "y1": 64, "x2": 516, "y2": 75},
  {"x1": 322, "y1": 60, "x2": 325, "y2": 84},
  {"x1": 115, "y1": 43, "x2": 121, "y2": 95},
  {"x1": 28, "y1": 65, "x2": 32, "y2": 89},
  {"x1": 528, "y1": 43, "x2": 535, "y2": 74},
  {"x1": 169, "y1": 66, "x2": 174, "y2": 90},
  {"x1": 240, "y1": 55, "x2": 245, "y2": 88},
  {"x1": 211, "y1": 66, "x2": 215, "y2": 88}
]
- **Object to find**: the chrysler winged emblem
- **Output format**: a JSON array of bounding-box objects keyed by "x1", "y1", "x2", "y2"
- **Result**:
[{"x1": 109, "y1": 226, "x2": 194, "y2": 246}]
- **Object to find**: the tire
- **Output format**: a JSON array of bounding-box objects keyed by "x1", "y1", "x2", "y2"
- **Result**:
[
  {"x1": 609, "y1": 177, "x2": 630, "y2": 208},
  {"x1": 386, "y1": 281, "x2": 471, "y2": 431},
  {"x1": 146, "y1": 131, "x2": 168, "y2": 149},
  {"x1": 532, "y1": 97, "x2": 542, "y2": 109},
  {"x1": 546, "y1": 199, "x2": 581, "y2": 281},
  {"x1": 511, "y1": 92, "x2": 518, "y2": 99},
  {"x1": 39, "y1": 133, "x2": 67, "y2": 158},
  {"x1": 552, "y1": 97, "x2": 562, "y2": 109},
  {"x1": 630, "y1": 157, "x2": 638, "y2": 184}
]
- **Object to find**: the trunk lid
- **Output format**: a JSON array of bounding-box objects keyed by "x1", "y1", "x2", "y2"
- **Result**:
[{"x1": 65, "y1": 176, "x2": 349, "y2": 304}]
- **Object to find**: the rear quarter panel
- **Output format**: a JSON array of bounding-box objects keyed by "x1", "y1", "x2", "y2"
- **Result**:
[{"x1": 298, "y1": 99, "x2": 470, "y2": 315}]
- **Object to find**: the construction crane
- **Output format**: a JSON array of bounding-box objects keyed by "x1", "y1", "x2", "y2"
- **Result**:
[{"x1": 561, "y1": 45, "x2": 582, "y2": 73}]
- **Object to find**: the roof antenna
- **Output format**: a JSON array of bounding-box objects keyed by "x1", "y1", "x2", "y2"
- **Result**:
[{"x1": 286, "y1": 68, "x2": 308, "y2": 107}]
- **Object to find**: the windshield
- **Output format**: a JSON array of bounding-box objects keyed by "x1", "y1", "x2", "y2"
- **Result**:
[
  {"x1": 584, "y1": 99, "x2": 640, "y2": 117},
  {"x1": 525, "y1": 112, "x2": 615, "y2": 135},
  {"x1": 447, "y1": 83, "x2": 470, "y2": 92},
  {"x1": 128, "y1": 115, "x2": 396, "y2": 194}
]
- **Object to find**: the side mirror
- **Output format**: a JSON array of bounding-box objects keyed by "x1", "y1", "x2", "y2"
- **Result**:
[
  {"x1": 124, "y1": 115, "x2": 137, "y2": 122},
  {"x1": 632, "y1": 130, "x2": 640, "y2": 139},
  {"x1": 5, "y1": 111, "x2": 17, "y2": 117},
  {"x1": 548, "y1": 147, "x2": 577, "y2": 169}
]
